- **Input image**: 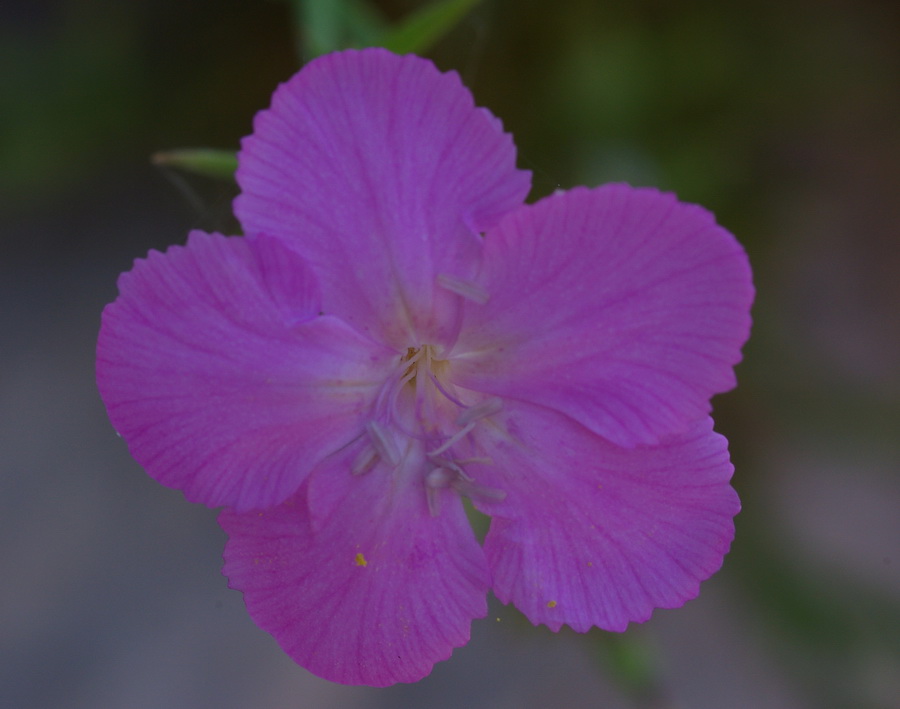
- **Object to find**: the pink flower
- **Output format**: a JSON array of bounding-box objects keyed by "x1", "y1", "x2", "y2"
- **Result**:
[{"x1": 97, "y1": 49, "x2": 753, "y2": 686}]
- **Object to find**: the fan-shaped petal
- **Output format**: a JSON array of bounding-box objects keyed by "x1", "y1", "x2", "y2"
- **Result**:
[
  {"x1": 470, "y1": 403, "x2": 739, "y2": 632},
  {"x1": 97, "y1": 231, "x2": 395, "y2": 511},
  {"x1": 220, "y1": 449, "x2": 490, "y2": 686},
  {"x1": 452, "y1": 185, "x2": 754, "y2": 447},
  {"x1": 235, "y1": 48, "x2": 531, "y2": 349}
]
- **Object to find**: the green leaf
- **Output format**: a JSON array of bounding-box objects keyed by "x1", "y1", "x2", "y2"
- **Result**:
[
  {"x1": 593, "y1": 631, "x2": 662, "y2": 704},
  {"x1": 151, "y1": 148, "x2": 237, "y2": 180},
  {"x1": 342, "y1": 0, "x2": 389, "y2": 48},
  {"x1": 293, "y1": 0, "x2": 344, "y2": 58},
  {"x1": 378, "y1": 0, "x2": 484, "y2": 55},
  {"x1": 285, "y1": 0, "x2": 388, "y2": 59}
]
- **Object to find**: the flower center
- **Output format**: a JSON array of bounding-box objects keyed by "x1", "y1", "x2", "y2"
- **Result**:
[
  {"x1": 358, "y1": 344, "x2": 505, "y2": 516},
  {"x1": 399, "y1": 344, "x2": 451, "y2": 397}
]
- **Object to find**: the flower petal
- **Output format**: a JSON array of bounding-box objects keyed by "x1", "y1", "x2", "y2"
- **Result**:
[
  {"x1": 97, "y1": 231, "x2": 394, "y2": 511},
  {"x1": 470, "y1": 403, "x2": 739, "y2": 632},
  {"x1": 235, "y1": 48, "x2": 531, "y2": 348},
  {"x1": 452, "y1": 185, "x2": 754, "y2": 447},
  {"x1": 220, "y1": 450, "x2": 490, "y2": 687}
]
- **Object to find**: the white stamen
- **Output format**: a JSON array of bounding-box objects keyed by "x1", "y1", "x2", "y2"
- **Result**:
[
  {"x1": 437, "y1": 274, "x2": 489, "y2": 304},
  {"x1": 428, "y1": 457, "x2": 478, "y2": 485},
  {"x1": 452, "y1": 477, "x2": 507, "y2": 502},
  {"x1": 351, "y1": 445, "x2": 379, "y2": 476},
  {"x1": 428, "y1": 456, "x2": 464, "y2": 476},
  {"x1": 365, "y1": 420, "x2": 400, "y2": 466},
  {"x1": 456, "y1": 397, "x2": 503, "y2": 427},
  {"x1": 427, "y1": 422, "x2": 475, "y2": 457}
]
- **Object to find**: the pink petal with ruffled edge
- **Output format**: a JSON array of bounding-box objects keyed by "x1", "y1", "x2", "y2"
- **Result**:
[
  {"x1": 220, "y1": 447, "x2": 490, "y2": 687},
  {"x1": 97, "y1": 231, "x2": 395, "y2": 511},
  {"x1": 469, "y1": 403, "x2": 739, "y2": 632},
  {"x1": 235, "y1": 48, "x2": 531, "y2": 349},
  {"x1": 452, "y1": 185, "x2": 754, "y2": 447}
]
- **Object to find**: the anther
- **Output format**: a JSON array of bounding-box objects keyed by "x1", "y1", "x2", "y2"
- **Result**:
[
  {"x1": 425, "y1": 467, "x2": 454, "y2": 517},
  {"x1": 427, "y1": 456, "x2": 466, "y2": 478},
  {"x1": 365, "y1": 420, "x2": 401, "y2": 466},
  {"x1": 425, "y1": 467, "x2": 454, "y2": 489},
  {"x1": 437, "y1": 274, "x2": 489, "y2": 304},
  {"x1": 456, "y1": 397, "x2": 503, "y2": 427},
  {"x1": 451, "y1": 477, "x2": 507, "y2": 502},
  {"x1": 351, "y1": 445, "x2": 379, "y2": 476},
  {"x1": 424, "y1": 464, "x2": 506, "y2": 517},
  {"x1": 427, "y1": 422, "x2": 475, "y2": 457}
]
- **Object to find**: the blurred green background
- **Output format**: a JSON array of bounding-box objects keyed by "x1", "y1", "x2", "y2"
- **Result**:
[{"x1": 2, "y1": 1, "x2": 898, "y2": 708}]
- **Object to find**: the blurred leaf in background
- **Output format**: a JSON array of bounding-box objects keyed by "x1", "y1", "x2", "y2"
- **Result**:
[
  {"x1": 377, "y1": 0, "x2": 483, "y2": 55},
  {"x1": 151, "y1": 149, "x2": 239, "y2": 180},
  {"x1": 282, "y1": 0, "x2": 485, "y2": 59},
  {"x1": 155, "y1": 0, "x2": 486, "y2": 183},
  {"x1": 284, "y1": 0, "x2": 387, "y2": 59},
  {"x1": 0, "y1": 3, "x2": 143, "y2": 204}
]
